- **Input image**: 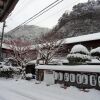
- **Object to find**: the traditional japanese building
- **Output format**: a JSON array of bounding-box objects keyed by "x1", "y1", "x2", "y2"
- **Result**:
[{"x1": 57, "y1": 32, "x2": 100, "y2": 56}]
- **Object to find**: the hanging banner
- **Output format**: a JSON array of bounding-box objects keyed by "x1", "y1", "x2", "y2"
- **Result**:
[
  {"x1": 76, "y1": 74, "x2": 83, "y2": 84},
  {"x1": 70, "y1": 74, "x2": 75, "y2": 82},
  {"x1": 64, "y1": 73, "x2": 69, "y2": 82},
  {"x1": 54, "y1": 72, "x2": 58, "y2": 80},
  {"x1": 82, "y1": 74, "x2": 88, "y2": 85},
  {"x1": 98, "y1": 76, "x2": 100, "y2": 87},
  {"x1": 90, "y1": 75, "x2": 97, "y2": 86},
  {"x1": 59, "y1": 73, "x2": 63, "y2": 81}
]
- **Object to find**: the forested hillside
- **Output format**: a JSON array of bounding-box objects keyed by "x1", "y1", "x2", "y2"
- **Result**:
[{"x1": 46, "y1": 0, "x2": 100, "y2": 39}]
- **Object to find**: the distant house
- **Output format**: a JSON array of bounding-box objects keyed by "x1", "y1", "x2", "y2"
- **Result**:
[{"x1": 1, "y1": 43, "x2": 13, "y2": 59}]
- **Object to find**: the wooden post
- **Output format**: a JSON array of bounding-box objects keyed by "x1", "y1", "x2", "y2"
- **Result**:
[{"x1": 0, "y1": 21, "x2": 6, "y2": 61}]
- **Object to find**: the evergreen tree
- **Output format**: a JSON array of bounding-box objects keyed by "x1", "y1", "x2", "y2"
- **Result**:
[{"x1": 67, "y1": 44, "x2": 91, "y2": 64}]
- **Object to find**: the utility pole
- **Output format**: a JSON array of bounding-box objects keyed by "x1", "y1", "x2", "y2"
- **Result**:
[{"x1": 0, "y1": 21, "x2": 6, "y2": 61}]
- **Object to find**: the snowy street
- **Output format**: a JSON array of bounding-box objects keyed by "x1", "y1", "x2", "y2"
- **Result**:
[{"x1": 0, "y1": 79, "x2": 100, "y2": 100}]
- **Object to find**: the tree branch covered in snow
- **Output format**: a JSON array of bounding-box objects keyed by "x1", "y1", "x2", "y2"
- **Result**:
[
  {"x1": 4, "y1": 39, "x2": 35, "y2": 67},
  {"x1": 34, "y1": 33, "x2": 64, "y2": 64}
]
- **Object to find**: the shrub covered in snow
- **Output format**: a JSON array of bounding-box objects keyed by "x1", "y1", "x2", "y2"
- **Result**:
[
  {"x1": 0, "y1": 65, "x2": 20, "y2": 78},
  {"x1": 0, "y1": 66, "x2": 19, "y2": 78},
  {"x1": 70, "y1": 44, "x2": 89, "y2": 54},
  {"x1": 25, "y1": 73, "x2": 33, "y2": 80},
  {"x1": 90, "y1": 47, "x2": 100, "y2": 60},
  {"x1": 67, "y1": 45, "x2": 90, "y2": 64}
]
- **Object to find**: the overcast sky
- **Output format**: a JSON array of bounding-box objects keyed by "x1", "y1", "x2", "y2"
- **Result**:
[{"x1": 1, "y1": 0, "x2": 88, "y2": 32}]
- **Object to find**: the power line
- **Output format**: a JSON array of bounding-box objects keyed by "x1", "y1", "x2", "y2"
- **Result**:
[
  {"x1": 22, "y1": 0, "x2": 63, "y2": 25},
  {"x1": 34, "y1": 6, "x2": 69, "y2": 26},
  {"x1": 8, "y1": 0, "x2": 63, "y2": 33},
  {"x1": 7, "y1": 0, "x2": 37, "y2": 22},
  {"x1": 25, "y1": 0, "x2": 85, "y2": 24},
  {"x1": 10, "y1": 0, "x2": 36, "y2": 18},
  {"x1": 17, "y1": 0, "x2": 63, "y2": 25},
  {"x1": 7, "y1": 0, "x2": 81, "y2": 33}
]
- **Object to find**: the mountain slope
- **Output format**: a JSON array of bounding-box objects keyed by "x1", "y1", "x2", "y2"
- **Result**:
[
  {"x1": 49, "y1": 0, "x2": 100, "y2": 39},
  {"x1": 4, "y1": 25, "x2": 50, "y2": 40}
]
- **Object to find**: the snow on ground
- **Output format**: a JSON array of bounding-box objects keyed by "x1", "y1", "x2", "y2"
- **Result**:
[{"x1": 0, "y1": 79, "x2": 100, "y2": 100}]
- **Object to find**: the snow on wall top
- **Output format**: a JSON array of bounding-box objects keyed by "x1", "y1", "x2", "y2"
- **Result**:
[
  {"x1": 64, "y1": 32, "x2": 100, "y2": 44},
  {"x1": 36, "y1": 65, "x2": 100, "y2": 73},
  {"x1": 88, "y1": 59, "x2": 100, "y2": 63}
]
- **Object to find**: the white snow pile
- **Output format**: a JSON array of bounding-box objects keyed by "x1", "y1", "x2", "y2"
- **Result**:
[
  {"x1": 70, "y1": 44, "x2": 89, "y2": 54},
  {"x1": 90, "y1": 47, "x2": 100, "y2": 54},
  {"x1": 26, "y1": 73, "x2": 32, "y2": 78},
  {"x1": 50, "y1": 58, "x2": 69, "y2": 65},
  {"x1": 0, "y1": 65, "x2": 12, "y2": 71},
  {"x1": 60, "y1": 59, "x2": 69, "y2": 63},
  {"x1": 0, "y1": 65, "x2": 20, "y2": 72},
  {"x1": 26, "y1": 60, "x2": 36, "y2": 65},
  {"x1": 87, "y1": 58, "x2": 100, "y2": 64}
]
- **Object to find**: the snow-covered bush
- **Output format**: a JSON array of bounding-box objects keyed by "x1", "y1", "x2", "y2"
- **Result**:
[
  {"x1": 90, "y1": 47, "x2": 100, "y2": 60},
  {"x1": 70, "y1": 44, "x2": 89, "y2": 55},
  {"x1": 0, "y1": 65, "x2": 20, "y2": 78},
  {"x1": 67, "y1": 45, "x2": 90, "y2": 64},
  {"x1": 25, "y1": 73, "x2": 33, "y2": 80}
]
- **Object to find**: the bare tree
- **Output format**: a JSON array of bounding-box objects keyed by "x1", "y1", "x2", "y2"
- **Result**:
[
  {"x1": 34, "y1": 33, "x2": 64, "y2": 65},
  {"x1": 4, "y1": 39, "x2": 36, "y2": 67}
]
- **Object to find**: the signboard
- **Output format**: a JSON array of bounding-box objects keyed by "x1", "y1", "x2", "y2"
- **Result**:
[
  {"x1": 90, "y1": 75, "x2": 97, "y2": 86},
  {"x1": 82, "y1": 74, "x2": 88, "y2": 85},
  {"x1": 64, "y1": 73, "x2": 69, "y2": 82},
  {"x1": 70, "y1": 74, "x2": 75, "y2": 82},
  {"x1": 76, "y1": 74, "x2": 82, "y2": 84}
]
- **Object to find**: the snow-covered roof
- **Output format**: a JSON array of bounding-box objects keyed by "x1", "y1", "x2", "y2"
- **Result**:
[
  {"x1": 64, "y1": 32, "x2": 100, "y2": 44},
  {"x1": 36, "y1": 65, "x2": 100, "y2": 73},
  {"x1": 30, "y1": 32, "x2": 100, "y2": 49}
]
